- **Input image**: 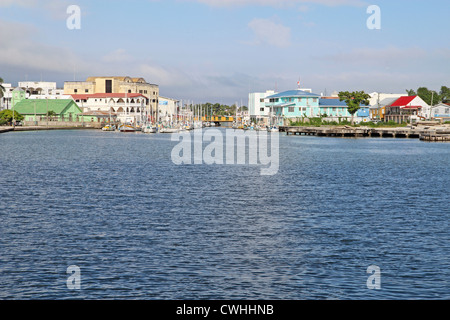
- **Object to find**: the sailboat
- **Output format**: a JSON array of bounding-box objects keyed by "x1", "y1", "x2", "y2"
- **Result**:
[{"x1": 267, "y1": 104, "x2": 279, "y2": 132}]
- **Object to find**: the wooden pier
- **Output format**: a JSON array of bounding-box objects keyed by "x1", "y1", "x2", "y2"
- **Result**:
[
  {"x1": 420, "y1": 134, "x2": 450, "y2": 142},
  {"x1": 280, "y1": 126, "x2": 450, "y2": 141}
]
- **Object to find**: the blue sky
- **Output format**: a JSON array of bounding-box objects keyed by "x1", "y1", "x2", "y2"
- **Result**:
[{"x1": 0, "y1": 0, "x2": 449, "y2": 104}]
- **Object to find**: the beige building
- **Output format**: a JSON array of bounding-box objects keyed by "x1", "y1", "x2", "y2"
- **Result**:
[{"x1": 64, "y1": 76, "x2": 159, "y2": 113}]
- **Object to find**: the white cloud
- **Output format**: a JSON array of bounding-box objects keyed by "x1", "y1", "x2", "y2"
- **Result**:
[
  {"x1": 0, "y1": 20, "x2": 99, "y2": 76},
  {"x1": 248, "y1": 18, "x2": 291, "y2": 48},
  {"x1": 315, "y1": 46, "x2": 428, "y2": 67},
  {"x1": 102, "y1": 49, "x2": 134, "y2": 64},
  {"x1": 0, "y1": 0, "x2": 73, "y2": 19}
]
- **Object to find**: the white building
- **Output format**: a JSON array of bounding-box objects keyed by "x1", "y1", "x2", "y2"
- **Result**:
[
  {"x1": 1, "y1": 83, "x2": 14, "y2": 110},
  {"x1": 369, "y1": 92, "x2": 406, "y2": 107},
  {"x1": 18, "y1": 81, "x2": 67, "y2": 99},
  {"x1": 70, "y1": 93, "x2": 149, "y2": 124},
  {"x1": 248, "y1": 90, "x2": 276, "y2": 120},
  {"x1": 158, "y1": 96, "x2": 181, "y2": 123},
  {"x1": 430, "y1": 103, "x2": 450, "y2": 120}
]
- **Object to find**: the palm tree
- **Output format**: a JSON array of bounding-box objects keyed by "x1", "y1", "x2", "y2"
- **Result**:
[{"x1": 0, "y1": 77, "x2": 5, "y2": 100}]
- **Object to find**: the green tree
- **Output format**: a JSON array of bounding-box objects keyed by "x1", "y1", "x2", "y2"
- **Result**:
[
  {"x1": 406, "y1": 89, "x2": 416, "y2": 96},
  {"x1": 338, "y1": 91, "x2": 370, "y2": 125},
  {"x1": 440, "y1": 86, "x2": 450, "y2": 103},
  {"x1": 416, "y1": 87, "x2": 440, "y2": 106},
  {"x1": 0, "y1": 109, "x2": 24, "y2": 124}
]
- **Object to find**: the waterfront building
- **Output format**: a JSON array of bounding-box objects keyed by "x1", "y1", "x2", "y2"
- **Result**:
[
  {"x1": 12, "y1": 99, "x2": 83, "y2": 122},
  {"x1": 248, "y1": 90, "x2": 276, "y2": 123},
  {"x1": 265, "y1": 89, "x2": 322, "y2": 122},
  {"x1": 70, "y1": 93, "x2": 148, "y2": 124},
  {"x1": 64, "y1": 76, "x2": 159, "y2": 114},
  {"x1": 430, "y1": 103, "x2": 450, "y2": 121},
  {"x1": 368, "y1": 92, "x2": 406, "y2": 106},
  {"x1": 369, "y1": 97, "x2": 400, "y2": 121},
  {"x1": 158, "y1": 96, "x2": 181, "y2": 123},
  {"x1": 18, "y1": 81, "x2": 65, "y2": 97},
  {"x1": 1, "y1": 83, "x2": 13, "y2": 110},
  {"x1": 384, "y1": 96, "x2": 429, "y2": 123},
  {"x1": 318, "y1": 99, "x2": 370, "y2": 123}
]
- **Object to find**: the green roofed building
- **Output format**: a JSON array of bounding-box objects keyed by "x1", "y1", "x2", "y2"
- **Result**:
[{"x1": 12, "y1": 99, "x2": 83, "y2": 122}]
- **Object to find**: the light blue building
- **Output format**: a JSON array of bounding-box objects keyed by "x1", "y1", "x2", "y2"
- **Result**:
[
  {"x1": 265, "y1": 90, "x2": 322, "y2": 120},
  {"x1": 319, "y1": 99, "x2": 370, "y2": 122}
]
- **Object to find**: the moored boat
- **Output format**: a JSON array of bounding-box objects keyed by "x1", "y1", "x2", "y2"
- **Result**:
[
  {"x1": 119, "y1": 124, "x2": 136, "y2": 133},
  {"x1": 102, "y1": 125, "x2": 116, "y2": 131}
]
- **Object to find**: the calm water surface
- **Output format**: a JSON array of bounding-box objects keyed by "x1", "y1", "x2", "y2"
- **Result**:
[{"x1": 0, "y1": 129, "x2": 448, "y2": 300}]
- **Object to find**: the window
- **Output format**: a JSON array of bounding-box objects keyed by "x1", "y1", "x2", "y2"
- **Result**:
[
  {"x1": 85, "y1": 89, "x2": 89, "y2": 93},
  {"x1": 260, "y1": 108, "x2": 265, "y2": 112},
  {"x1": 313, "y1": 98, "x2": 318, "y2": 103},
  {"x1": 289, "y1": 107, "x2": 295, "y2": 113},
  {"x1": 105, "y1": 80, "x2": 112, "y2": 93},
  {"x1": 74, "y1": 89, "x2": 78, "y2": 93},
  {"x1": 128, "y1": 90, "x2": 132, "y2": 93},
  {"x1": 446, "y1": 108, "x2": 449, "y2": 114},
  {"x1": 260, "y1": 99, "x2": 264, "y2": 103},
  {"x1": 139, "y1": 90, "x2": 143, "y2": 94}
]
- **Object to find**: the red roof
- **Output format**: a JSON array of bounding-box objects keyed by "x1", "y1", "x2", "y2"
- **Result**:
[
  {"x1": 70, "y1": 93, "x2": 146, "y2": 100},
  {"x1": 391, "y1": 96, "x2": 416, "y2": 107}
]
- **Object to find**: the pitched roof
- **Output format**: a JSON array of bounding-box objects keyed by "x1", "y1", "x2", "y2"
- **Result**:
[
  {"x1": 13, "y1": 99, "x2": 80, "y2": 115},
  {"x1": 267, "y1": 89, "x2": 321, "y2": 99},
  {"x1": 370, "y1": 97, "x2": 399, "y2": 109},
  {"x1": 390, "y1": 96, "x2": 416, "y2": 107}
]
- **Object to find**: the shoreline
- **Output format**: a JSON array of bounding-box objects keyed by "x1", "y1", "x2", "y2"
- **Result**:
[{"x1": 0, "y1": 126, "x2": 99, "y2": 133}]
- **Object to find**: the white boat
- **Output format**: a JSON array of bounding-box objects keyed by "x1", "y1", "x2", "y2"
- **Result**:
[
  {"x1": 267, "y1": 126, "x2": 279, "y2": 132},
  {"x1": 160, "y1": 127, "x2": 179, "y2": 133},
  {"x1": 143, "y1": 125, "x2": 157, "y2": 133},
  {"x1": 119, "y1": 124, "x2": 136, "y2": 133}
]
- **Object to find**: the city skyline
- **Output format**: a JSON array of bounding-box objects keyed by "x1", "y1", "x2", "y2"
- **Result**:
[{"x1": 0, "y1": 0, "x2": 449, "y2": 104}]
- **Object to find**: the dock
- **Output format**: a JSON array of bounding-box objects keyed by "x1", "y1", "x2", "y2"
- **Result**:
[
  {"x1": 280, "y1": 126, "x2": 450, "y2": 141},
  {"x1": 420, "y1": 134, "x2": 450, "y2": 142}
]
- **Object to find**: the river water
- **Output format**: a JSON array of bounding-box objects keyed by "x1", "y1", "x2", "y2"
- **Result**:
[{"x1": 0, "y1": 129, "x2": 448, "y2": 300}]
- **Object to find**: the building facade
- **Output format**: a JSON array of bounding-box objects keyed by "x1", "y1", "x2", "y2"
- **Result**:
[
  {"x1": 158, "y1": 96, "x2": 181, "y2": 123},
  {"x1": 70, "y1": 93, "x2": 148, "y2": 124},
  {"x1": 369, "y1": 97, "x2": 401, "y2": 121},
  {"x1": 265, "y1": 89, "x2": 322, "y2": 121},
  {"x1": 13, "y1": 99, "x2": 83, "y2": 122},
  {"x1": 385, "y1": 96, "x2": 429, "y2": 123},
  {"x1": 431, "y1": 103, "x2": 450, "y2": 121},
  {"x1": 248, "y1": 90, "x2": 276, "y2": 121},
  {"x1": 64, "y1": 76, "x2": 159, "y2": 113},
  {"x1": 319, "y1": 99, "x2": 370, "y2": 123}
]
